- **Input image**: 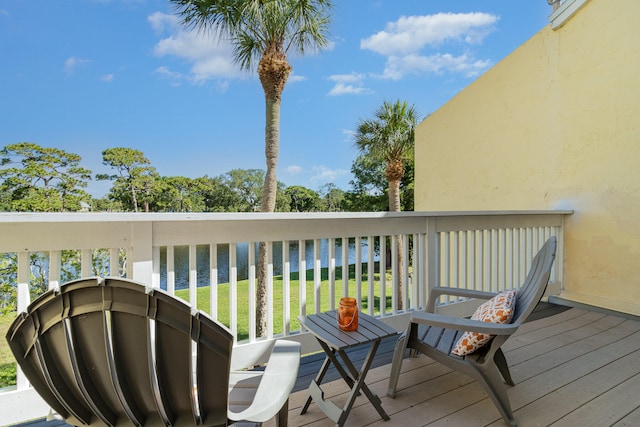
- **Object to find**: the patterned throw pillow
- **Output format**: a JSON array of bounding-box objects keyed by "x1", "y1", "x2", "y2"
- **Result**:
[{"x1": 452, "y1": 290, "x2": 517, "y2": 356}]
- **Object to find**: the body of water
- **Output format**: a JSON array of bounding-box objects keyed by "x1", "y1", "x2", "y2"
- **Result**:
[{"x1": 159, "y1": 239, "x2": 380, "y2": 290}]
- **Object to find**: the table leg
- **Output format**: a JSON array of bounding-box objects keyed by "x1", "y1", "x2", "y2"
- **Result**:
[
  {"x1": 337, "y1": 339, "x2": 390, "y2": 423},
  {"x1": 301, "y1": 341, "x2": 357, "y2": 415}
]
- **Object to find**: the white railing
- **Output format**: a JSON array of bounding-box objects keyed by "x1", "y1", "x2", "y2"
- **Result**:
[{"x1": 0, "y1": 210, "x2": 570, "y2": 425}]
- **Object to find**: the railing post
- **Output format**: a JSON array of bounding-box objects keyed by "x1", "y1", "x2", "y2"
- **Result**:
[
  {"x1": 130, "y1": 221, "x2": 153, "y2": 284},
  {"x1": 426, "y1": 217, "x2": 438, "y2": 309}
]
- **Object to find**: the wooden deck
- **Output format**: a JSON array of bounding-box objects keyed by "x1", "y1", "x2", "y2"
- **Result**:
[
  {"x1": 15, "y1": 304, "x2": 640, "y2": 427},
  {"x1": 269, "y1": 305, "x2": 640, "y2": 427}
]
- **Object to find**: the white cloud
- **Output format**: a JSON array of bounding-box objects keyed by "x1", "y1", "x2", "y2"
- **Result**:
[
  {"x1": 327, "y1": 73, "x2": 372, "y2": 96},
  {"x1": 150, "y1": 12, "x2": 245, "y2": 84},
  {"x1": 286, "y1": 165, "x2": 303, "y2": 175},
  {"x1": 361, "y1": 12, "x2": 498, "y2": 55},
  {"x1": 310, "y1": 166, "x2": 349, "y2": 183},
  {"x1": 361, "y1": 12, "x2": 498, "y2": 80},
  {"x1": 100, "y1": 73, "x2": 114, "y2": 82},
  {"x1": 383, "y1": 53, "x2": 493, "y2": 80},
  {"x1": 64, "y1": 56, "x2": 91, "y2": 74}
]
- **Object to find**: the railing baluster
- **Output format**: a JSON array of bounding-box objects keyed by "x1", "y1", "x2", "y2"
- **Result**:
[
  {"x1": 299, "y1": 240, "x2": 307, "y2": 318},
  {"x1": 189, "y1": 245, "x2": 197, "y2": 306},
  {"x1": 151, "y1": 247, "x2": 160, "y2": 288},
  {"x1": 229, "y1": 243, "x2": 238, "y2": 339},
  {"x1": 266, "y1": 242, "x2": 274, "y2": 339},
  {"x1": 49, "y1": 250, "x2": 61, "y2": 290},
  {"x1": 313, "y1": 239, "x2": 321, "y2": 314},
  {"x1": 210, "y1": 243, "x2": 219, "y2": 319},
  {"x1": 328, "y1": 238, "x2": 336, "y2": 311},
  {"x1": 367, "y1": 236, "x2": 375, "y2": 316},
  {"x1": 283, "y1": 241, "x2": 291, "y2": 335},
  {"x1": 402, "y1": 235, "x2": 409, "y2": 311},
  {"x1": 248, "y1": 242, "x2": 255, "y2": 341},
  {"x1": 379, "y1": 236, "x2": 387, "y2": 316},
  {"x1": 341, "y1": 237, "x2": 348, "y2": 298},
  {"x1": 166, "y1": 246, "x2": 175, "y2": 295},
  {"x1": 355, "y1": 237, "x2": 362, "y2": 304}
]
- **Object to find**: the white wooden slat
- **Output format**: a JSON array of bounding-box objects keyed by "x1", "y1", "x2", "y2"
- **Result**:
[
  {"x1": 229, "y1": 243, "x2": 238, "y2": 339},
  {"x1": 81, "y1": 249, "x2": 92, "y2": 278},
  {"x1": 442, "y1": 232, "x2": 450, "y2": 303},
  {"x1": 478, "y1": 230, "x2": 485, "y2": 293},
  {"x1": 328, "y1": 238, "x2": 336, "y2": 311},
  {"x1": 402, "y1": 234, "x2": 409, "y2": 310},
  {"x1": 391, "y1": 235, "x2": 398, "y2": 315},
  {"x1": 247, "y1": 242, "x2": 255, "y2": 341},
  {"x1": 468, "y1": 231, "x2": 476, "y2": 293},
  {"x1": 166, "y1": 246, "x2": 175, "y2": 295},
  {"x1": 418, "y1": 233, "x2": 426, "y2": 310},
  {"x1": 379, "y1": 236, "x2": 387, "y2": 316},
  {"x1": 266, "y1": 242, "x2": 274, "y2": 339},
  {"x1": 355, "y1": 236, "x2": 362, "y2": 304},
  {"x1": 49, "y1": 250, "x2": 60, "y2": 290},
  {"x1": 367, "y1": 236, "x2": 375, "y2": 316},
  {"x1": 189, "y1": 244, "x2": 197, "y2": 306},
  {"x1": 282, "y1": 241, "x2": 291, "y2": 335},
  {"x1": 210, "y1": 243, "x2": 219, "y2": 320},
  {"x1": 299, "y1": 239, "x2": 307, "y2": 318},
  {"x1": 491, "y1": 229, "x2": 498, "y2": 292},
  {"x1": 152, "y1": 246, "x2": 160, "y2": 288},
  {"x1": 341, "y1": 237, "x2": 348, "y2": 298},
  {"x1": 411, "y1": 234, "x2": 419, "y2": 311},
  {"x1": 313, "y1": 239, "x2": 321, "y2": 314},
  {"x1": 109, "y1": 248, "x2": 120, "y2": 278}
]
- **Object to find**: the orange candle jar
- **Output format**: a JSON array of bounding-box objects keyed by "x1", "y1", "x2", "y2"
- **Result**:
[{"x1": 338, "y1": 297, "x2": 358, "y2": 331}]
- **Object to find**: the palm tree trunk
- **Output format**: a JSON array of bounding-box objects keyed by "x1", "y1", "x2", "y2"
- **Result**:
[
  {"x1": 257, "y1": 95, "x2": 281, "y2": 337},
  {"x1": 389, "y1": 179, "x2": 403, "y2": 310}
]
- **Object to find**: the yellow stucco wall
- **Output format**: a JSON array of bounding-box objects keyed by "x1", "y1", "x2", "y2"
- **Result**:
[{"x1": 414, "y1": 0, "x2": 640, "y2": 315}]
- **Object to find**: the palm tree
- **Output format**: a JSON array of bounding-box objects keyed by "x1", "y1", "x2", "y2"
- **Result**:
[
  {"x1": 171, "y1": 0, "x2": 333, "y2": 336},
  {"x1": 354, "y1": 100, "x2": 420, "y2": 310}
]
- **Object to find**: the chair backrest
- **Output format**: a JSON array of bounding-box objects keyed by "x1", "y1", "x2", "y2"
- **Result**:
[
  {"x1": 6, "y1": 277, "x2": 234, "y2": 427},
  {"x1": 511, "y1": 236, "x2": 557, "y2": 325}
]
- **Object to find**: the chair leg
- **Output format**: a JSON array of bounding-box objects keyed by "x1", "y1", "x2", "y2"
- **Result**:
[
  {"x1": 275, "y1": 399, "x2": 289, "y2": 427},
  {"x1": 494, "y1": 348, "x2": 515, "y2": 386},
  {"x1": 474, "y1": 364, "x2": 517, "y2": 426},
  {"x1": 386, "y1": 331, "x2": 408, "y2": 398}
]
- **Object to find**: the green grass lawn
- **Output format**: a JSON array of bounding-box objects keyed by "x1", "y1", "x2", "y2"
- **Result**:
[
  {"x1": 174, "y1": 263, "x2": 393, "y2": 341},
  {"x1": 0, "y1": 313, "x2": 16, "y2": 388},
  {"x1": 0, "y1": 263, "x2": 392, "y2": 387}
]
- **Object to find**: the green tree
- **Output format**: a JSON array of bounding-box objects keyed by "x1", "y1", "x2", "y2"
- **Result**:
[
  {"x1": 154, "y1": 176, "x2": 206, "y2": 212},
  {"x1": 171, "y1": 0, "x2": 334, "y2": 337},
  {"x1": 285, "y1": 185, "x2": 321, "y2": 212},
  {"x1": 223, "y1": 169, "x2": 265, "y2": 212},
  {"x1": 0, "y1": 142, "x2": 92, "y2": 212},
  {"x1": 346, "y1": 153, "x2": 415, "y2": 212},
  {"x1": 196, "y1": 175, "x2": 239, "y2": 212},
  {"x1": 318, "y1": 183, "x2": 345, "y2": 212},
  {"x1": 97, "y1": 147, "x2": 159, "y2": 212},
  {"x1": 346, "y1": 154, "x2": 388, "y2": 212},
  {"x1": 354, "y1": 100, "x2": 420, "y2": 309}
]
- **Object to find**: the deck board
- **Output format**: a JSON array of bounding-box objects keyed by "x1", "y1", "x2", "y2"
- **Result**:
[{"x1": 15, "y1": 303, "x2": 640, "y2": 427}]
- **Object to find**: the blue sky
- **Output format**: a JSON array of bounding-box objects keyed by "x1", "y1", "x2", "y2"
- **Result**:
[{"x1": 0, "y1": 0, "x2": 553, "y2": 197}]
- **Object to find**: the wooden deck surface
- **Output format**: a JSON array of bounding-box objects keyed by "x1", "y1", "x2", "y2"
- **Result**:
[
  {"x1": 269, "y1": 305, "x2": 640, "y2": 427},
  {"x1": 15, "y1": 304, "x2": 640, "y2": 427}
]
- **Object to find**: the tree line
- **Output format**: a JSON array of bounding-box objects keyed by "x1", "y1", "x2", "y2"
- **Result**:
[{"x1": 0, "y1": 142, "x2": 414, "y2": 214}]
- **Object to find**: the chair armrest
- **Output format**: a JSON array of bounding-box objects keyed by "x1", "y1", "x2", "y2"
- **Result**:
[
  {"x1": 228, "y1": 339, "x2": 301, "y2": 423},
  {"x1": 411, "y1": 311, "x2": 518, "y2": 336},
  {"x1": 427, "y1": 287, "x2": 498, "y2": 311}
]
